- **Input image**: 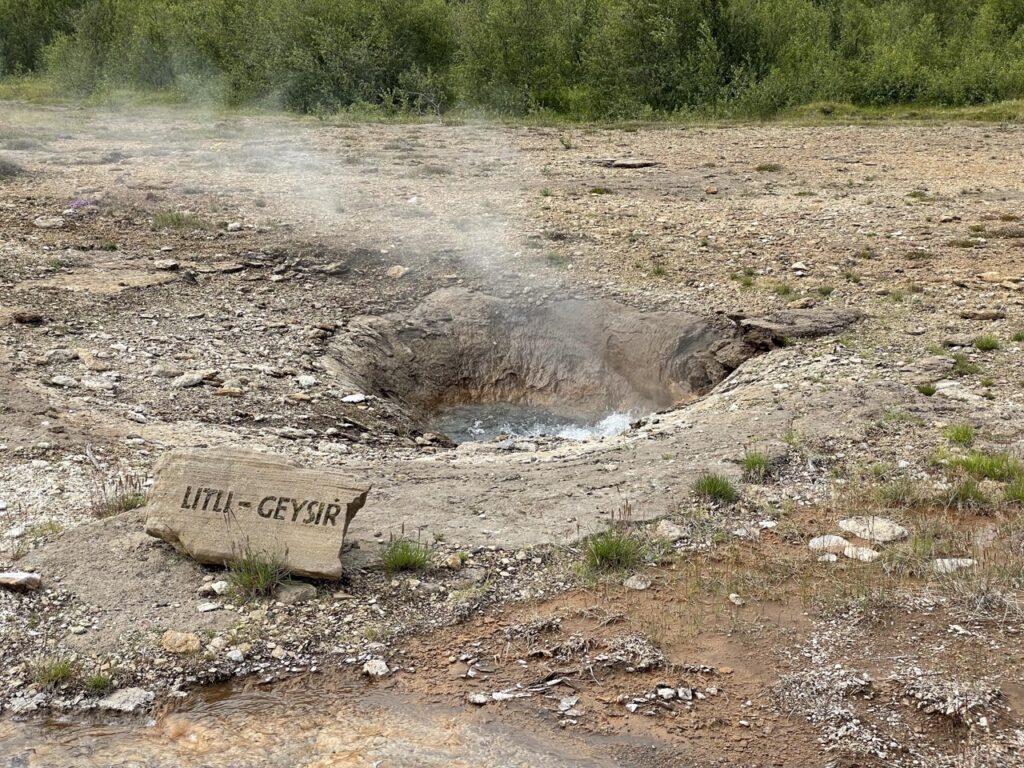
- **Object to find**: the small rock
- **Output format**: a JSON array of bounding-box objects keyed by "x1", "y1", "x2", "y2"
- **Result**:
[
  {"x1": 0, "y1": 572, "x2": 42, "y2": 590},
  {"x1": 467, "y1": 693, "x2": 489, "y2": 705},
  {"x1": 171, "y1": 371, "x2": 213, "y2": 389},
  {"x1": 704, "y1": 184, "x2": 718, "y2": 195},
  {"x1": 656, "y1": 686, "x2": 676, "y2": 700},
  {"x1": 98, "y1": 688, "x2": 154, "y2": 713},
  {"x1": 728, "y1": 593, "x2": 745, "y2": 606},
  {"x1": 341, "y1": 393, "x2": 367, "y2": 404},
  {"x1": 161, "y1": 630, "x2": 201, "y2": 654},
  {"x1": 362, "y1": 659, "x2": 390, "y2": 678},
  {"x1": 932, "y1": 558, "x2": 976, "y2": 574},
  {"x1": 623, "y1": 574, "x2": 651, "y2": 591},
  {"x1": 808, "y1": 535, "x2": 849, "y2": 553},
  {"x1": 655, "y1": 519, "x2": 685, "y2": 540},
  {"x1": 226, "y1": 221, "x2": 242, "y2": 232},
  {"x1": 385, "y1": 265, "x2": 409, "y2": 279},
  {"x1": 843, "y1": 545, "x2": 880, "y2": 563},
  {"x1": 296, "y1": 375, "x2": 317, "y2": 388},
  {"x1": 275, "y1": 582, "x2": 317, "y2": 605},
  {"x1": 226, "y1": 649, "x2": 245, "y2": 663},
  {"x1": 197, "y1": 602, "x2": 221, "y2": 613},
  {"x1": 838, "y1": 516, "x2": 907, "y2": 543},
  {"x1": 271, "y1": 645, "x2": 287, "y2": 660},
  {"x1": 33, "y1": 216, "x2": 65, "y2": 229},
  {"x1": 153, "y1": 259, "x2": 179, "y2": 271},
  {"x1": 817, "y1": 553, "x2": 838, "y2": 563}
]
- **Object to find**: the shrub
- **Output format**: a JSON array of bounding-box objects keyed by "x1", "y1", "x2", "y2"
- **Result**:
[
  {"x1": 1005, "y1": 476, "x2": 1024, "y2": 505},
  {"x1": 917, "y1": 383, "x2": 937, "y2": 396},
  {"x1": 940, "y1": 477, "x2": 989, "y2": 511},
  {"x1": 584, "y1": 529, "x2": 643, "y2": 573},
  {"x1": 381, "y1": 538, "x2": 430, "y2": 572},
  {"x1": 693, "y1": 472, "x2": 739, "y2": 503},
  {"x1": 1012, "y1": 331, "x2": 1024, "y2": 343},
  {"x1": 228, "y1": 546, "x2": 288, "y2": 600}
]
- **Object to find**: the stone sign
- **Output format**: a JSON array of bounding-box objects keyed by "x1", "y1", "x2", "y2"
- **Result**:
[{"x1": 144, "y1": 448, "x2": 369, "y2": 579}]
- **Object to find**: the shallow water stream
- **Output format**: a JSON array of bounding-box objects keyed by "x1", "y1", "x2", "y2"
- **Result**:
[{"x1": 0, "y1": 673, "x2": 620, "y2": 767}]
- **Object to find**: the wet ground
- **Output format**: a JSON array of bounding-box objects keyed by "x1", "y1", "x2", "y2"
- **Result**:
[{"x1": 0, "y1": 674, "x2": 632, "y2": 768}]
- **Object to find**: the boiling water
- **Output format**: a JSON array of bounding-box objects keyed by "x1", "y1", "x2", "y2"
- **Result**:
[{"x1": 434, "y1": 403, "x2": 635, "y2": 444}]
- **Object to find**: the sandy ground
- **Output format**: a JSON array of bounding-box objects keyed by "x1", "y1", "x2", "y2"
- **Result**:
[{"x1": 1, "y1": 104, "x2": 1023, "y2": 766}]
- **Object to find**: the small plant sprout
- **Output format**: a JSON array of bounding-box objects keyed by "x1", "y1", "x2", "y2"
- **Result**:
[
  {"x1": 692, "y1": 472, "x2": 739, "y2": 503},
  {"x1": 91, "y1": 473, "x2": 147, "y2": 519},
  {"x1": 951, "y1": 353, "x2": 980, "y2": 376},
  {"x1": 85, "y1": 672, "x2": 113, "y2": 694}
]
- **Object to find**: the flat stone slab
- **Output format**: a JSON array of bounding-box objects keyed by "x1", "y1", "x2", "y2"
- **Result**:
[
  {"x1": 0, "y1": 572, "x2": 41, "y2": 590},
  {"x1": 145, "y1": 448, "x2": 370, "y2": 579}
]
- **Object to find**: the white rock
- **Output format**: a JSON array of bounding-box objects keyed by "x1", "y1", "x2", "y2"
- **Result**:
[
  {"x1": 623, "y1": 574, "x2": 651, "y2": 591},
  {"x1": 33, "y1": 216, "x2": 65, "y2": 229},
  {"x1": 728, "y1": 593, "x2": 745, "y2": 606},
  {"x1": 5, "y1": 526, "x2": 25, "y2": 540},
  {"x1": 838, "y1": 516, "x2": 907, "y2": 543},
  {"x1": 296, "y1": 375, "x2": 316, "y2": 388},
  {"x1": 362, "y1": 659, "x2": 390, "y2": 677},
  {"x1": 654, "y1": 519, "x2": 685, "y2": 540},
  {"x1": 932, "y1": 558, "x2": 976, "y2": 574},
  {"x1": 226, "y1": 649, "x2": 245, "y2": 663},
  {"x1": 171, "y1": 372, "x2": 208, "y2": 388},
  {"x1": 817, "y1": 553, "x2": 838, "y2": 563},
  {"x1": 656, "y1": 686, "x2": 676, "y2": 700},
  {"x1": 467, "y1": 692, "x2": 489, "y2": 705},
  {"x1": 843, "y1": 545, "x2": 880, "y2": 563},
  {"x1": 197, "y1": 602, "x2": 221, "y2": 612},
  {"x1": 341, "y1": 393, "x2": 367, "y2": 403},
  {"x1": 808, "y1": 535, "x2": 849, "y2": 553},
  {"x1": 226, "y1": 221, "x2": 242, "y2": 232},
  {"x1": 211, "y1": 580, "x2": 229, "y2": 595},
  {"x1": 99, "y1": 687, "x2": 154, "y2": 713}
]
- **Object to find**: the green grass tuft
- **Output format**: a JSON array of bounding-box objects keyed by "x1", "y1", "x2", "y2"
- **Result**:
[
  {"x1": 227, "y1": 546, "x2": 288, "y2": 600},
  {"x1": 973, "y1": 334, "x2": 1000, "y2": 351},
  {"x1": 948, "y1": 451, "x2": 1023, "y2": 482},
  {"x1": 381, "y1": 538, "x2": 431, "y2": 573},
  {"x1": 940, "y1": 477, "x2": 989, "y2": 510},
  {"x1": 951, "y1": 353, "x2": 980, "y2": 376},
  {"x1": 152, "y1": 211, "x2": 213, "y2": 231},
  {"x1": 34, "y1": 658, "x2": 75, "y2": 688},
  {"x1": 916, "y1": 383, "x2": 937, "y2": 396},
  {"x1": 741, "y1": 451, "x2": 771, "y2": 482},
  {"x1": 85, "y1": 673, "x2": 113, "y2": 694},
  {"x1": 755, "y1": 162, "x2": 782, "y2": 172},
  {"x1": 693, "y1": 472, "x2": 739, "y2": 503},
  {"x1": 943, "y1": 423, "x2": 975, "y2": 447},
  {"x1": 91, "y1": 474, "x2": 147, "y2": 519},
  {"x1": 1012, "y1": 331, "x2": 1024, "y2": 343},
  {"x1": 584, "y1": 530, "x2": 644, "y2": 573}
]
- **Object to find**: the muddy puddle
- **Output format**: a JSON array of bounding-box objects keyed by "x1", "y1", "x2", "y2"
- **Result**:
[{"x1": 0, "y1": 673, "x2": 623, "y2": 767}]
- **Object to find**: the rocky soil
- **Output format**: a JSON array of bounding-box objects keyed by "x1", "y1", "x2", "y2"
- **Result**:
[{"x1": 1, "y1": 104, "x2": 1023, "y2": 766}]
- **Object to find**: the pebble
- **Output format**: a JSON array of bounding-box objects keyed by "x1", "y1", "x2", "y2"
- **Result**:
[
  {"x1": 161, "y1": 630, "x2": 201, "y2": 654},
  {"x1": 227, "y1": 649, "x2": 245, "y2": 663},
  {"x1": 197, "y1": 602, "x2": 221, "y2": 613}
]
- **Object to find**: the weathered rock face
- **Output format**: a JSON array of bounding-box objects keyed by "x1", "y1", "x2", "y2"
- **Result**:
[{"x1": 144, "y1": 449, "x2": 369, "y2": 579}]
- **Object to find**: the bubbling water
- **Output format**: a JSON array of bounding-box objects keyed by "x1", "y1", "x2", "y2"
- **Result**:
[{"x1": 434, "y1": 403, "x2": 635, "y2": 444}]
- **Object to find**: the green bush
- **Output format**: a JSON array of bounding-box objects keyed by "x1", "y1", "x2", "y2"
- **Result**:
[
  {"x1": 228, "y1": 546, "x2": 288, "y2": 600},
  {"x1": 10, "y1": 0, "x2": 1024, "y2": 117}
]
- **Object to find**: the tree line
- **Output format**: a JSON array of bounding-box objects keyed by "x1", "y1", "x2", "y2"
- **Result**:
[{"x1": 2, "y1": 0, "x2": 1023, "y2": 117}]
